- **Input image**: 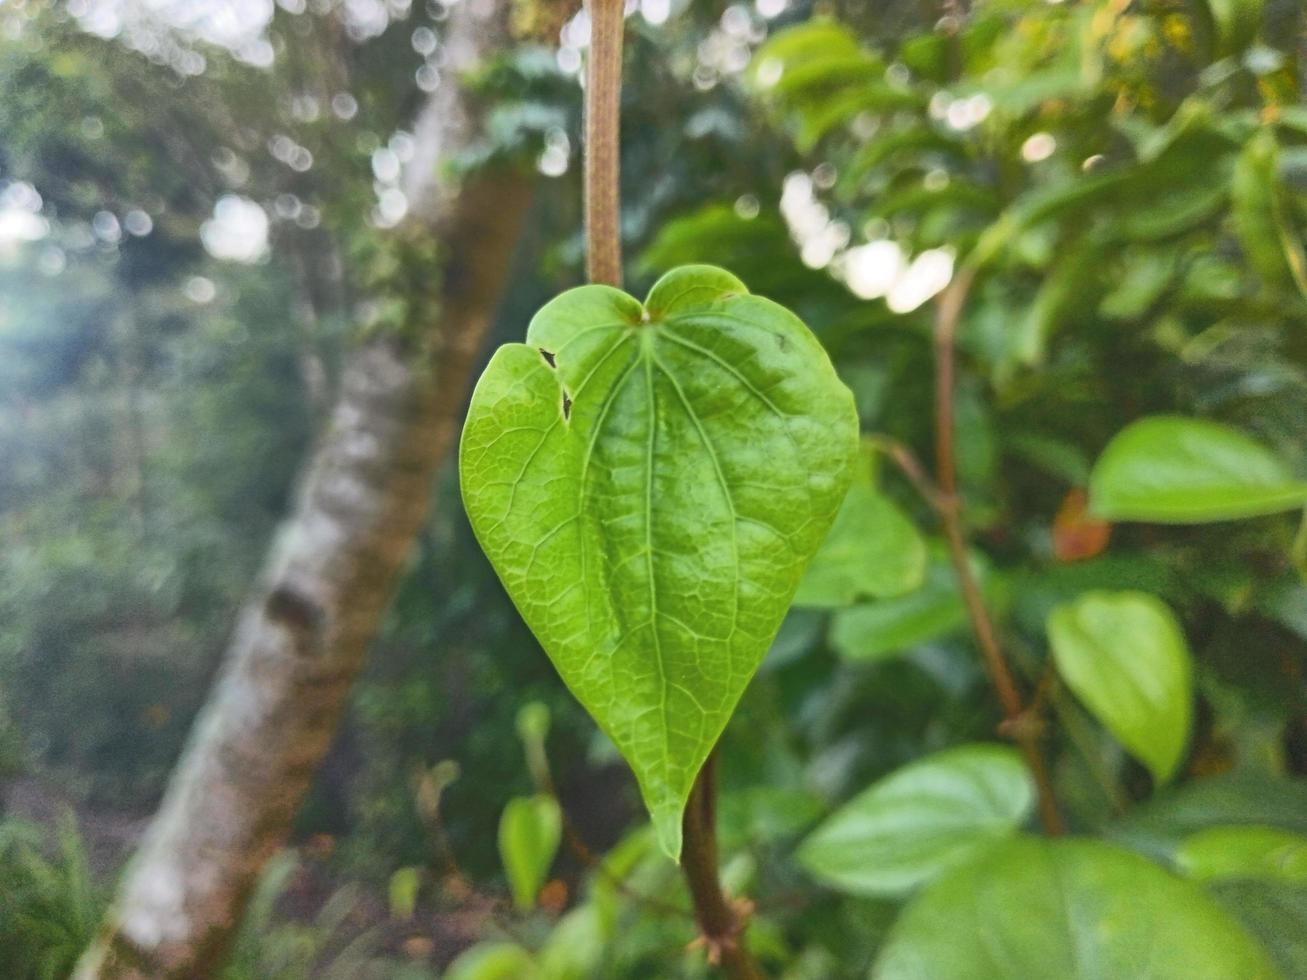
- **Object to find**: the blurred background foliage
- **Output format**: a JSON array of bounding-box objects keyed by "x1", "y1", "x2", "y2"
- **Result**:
[{"x1": 2, "y1": 0, "x2": 1307, "y2": 975}]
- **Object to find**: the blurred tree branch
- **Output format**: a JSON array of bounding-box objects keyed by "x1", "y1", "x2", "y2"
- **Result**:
[
  {"x1": 932, "y1": 266, "x2": 1065, "y2": 836},
  {"x1": 73, "y1": 1, "x2": 533, "y2": 975}
]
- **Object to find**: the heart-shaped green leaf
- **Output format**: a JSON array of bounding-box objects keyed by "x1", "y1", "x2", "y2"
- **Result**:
[
  {"x1": 499, "y1": 794, "x2": 562, "y2": 910},
  {"x1": 1047, "y1": 590, "x2": 1193, "y2": 785},
  {"x1": 797, "y1": 744, "x2": 1035, "y2": 898},
  {"x1": 1088, "y1": 416, "x2": 1307, "y2": 523},
  {"x1": 460, "y1": 265, "x2": 858, "y2": 859},
  {"x1": 873, "y1": 836, "x2": 1282, "y2": 979}
]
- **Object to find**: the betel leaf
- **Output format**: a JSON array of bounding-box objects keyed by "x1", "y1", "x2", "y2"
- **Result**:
[
  {"x1": 793, "y1": 482, "x2": 926, "y2": 608},
  {"x1": 1175, "y1": 826, "x2": 1307, "y2": 884},
  {"x1": 1047, "y1": 590, "x2": 1193, "y2": 785},
  {"x1": 1087, "y1": 416, "x2": 1307, "y2": 523},
  {"x1": 499, "y1": 794, "x2": 562, "y2": 911},
  {"x1": 873, "y1": 837, "x2": 1282, "y2": 980},
  {"x1": 797, "y1": 744, "x2": 1034, "y2": 898},
  {"x1": 460, "y1": 265, "x2": 858, "y2": 859}
]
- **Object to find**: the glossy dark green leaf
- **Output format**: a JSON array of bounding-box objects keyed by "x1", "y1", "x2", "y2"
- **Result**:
[
  {"x1": 797, "y1": 744, "x2": 1034, "y2": 897},
  {"x1": 1088, "y1": 416, "x2": 1307, "y2": 523},
  {"x1": 1047, "y1": 590, "x2": 1193, "y2": 784},
  {"x1": 873, "y1": 837, "x2": 1282, "y2": 979},
  {"x1": 461, "y1": 265, "x2": 858, "y2": 858}
]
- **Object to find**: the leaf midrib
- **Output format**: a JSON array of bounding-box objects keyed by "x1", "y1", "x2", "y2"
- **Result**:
[
  {"x1": 641, "y1": 348, "x2": 670, "y2": 797},
  {"x1": 568, "y1": 320, "x2": 770, "y2": 796},
  {"x1": 653, "y1": 352, "x2": 740, "y2": 702}
]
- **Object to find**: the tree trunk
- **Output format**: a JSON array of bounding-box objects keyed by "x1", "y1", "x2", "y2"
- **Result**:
[{"x1": 75, "y1": 4, "x2": 529, "y2": 975}]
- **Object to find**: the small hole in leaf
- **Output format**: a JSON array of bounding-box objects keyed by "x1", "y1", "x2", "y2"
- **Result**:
[
  {"x1": 562, "y1": 390, "x2": 573, "y2": 420},
  {"x1": 539, "y1": 348, "x2": 557, "y2": 368}
]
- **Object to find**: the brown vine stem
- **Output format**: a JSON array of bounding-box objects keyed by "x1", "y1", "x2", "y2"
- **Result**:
[
  {"x1": 681, "y1": 753, "x2": 763, "y2": 980},
  {"x1": 866, "y1": 435, "x2": 946, "y2": 513},
  {"x1": 584, "y1": 0, "x2": 624, "y2": 287},
  {"x1": 581, "y1": 2, "x2": 761, "y2": 971},
  {"x1": 932, "y1": 264, "x2": 1065, "y2": 836}
]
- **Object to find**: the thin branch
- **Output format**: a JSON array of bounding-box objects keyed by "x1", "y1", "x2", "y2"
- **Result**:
[
  {"x1": 932, "y1": 266, "x2": 1065, "y2": 836},
  {"x1": 580, "y1": 3, "x2": 758, "y2": 965},
  {"x1": 680, "y1": 754, "x2": 762, "y2": 980},
  {"x1": 584, "y1": 0, "x2": 624, "y2": 287},
  {"x1": 868, "y1": 435, "x2": 947, "y2": 514}
]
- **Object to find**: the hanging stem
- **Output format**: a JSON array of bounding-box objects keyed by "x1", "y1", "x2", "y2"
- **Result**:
[
  {"x1": 584, "y1": 0, "x2": 624, "y2": 286},
  {"x1": 681, "y1": 753, "x2": 763, "y2": 980},
  {"x1": 581, "y1": 3, "x2": 760, "y2": 970},
  {"x1": 932, "y1": 266, "x2": 1065, "y2": 836}
]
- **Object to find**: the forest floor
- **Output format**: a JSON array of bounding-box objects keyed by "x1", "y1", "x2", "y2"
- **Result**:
[{"x1": 4, "y1": 771, "x2": 519, "y2": 972}]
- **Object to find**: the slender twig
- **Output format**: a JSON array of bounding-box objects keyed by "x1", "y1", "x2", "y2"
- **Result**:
[
  {"x1": 681, "y1": 754, "x2": 763, "y2": 980},
  {"x1": 581, "y1": 2, "x2": 759, "y2": 965},
  {"x1": 868, "y1": 435, "x2": 947, "y2": 513},
  {"x1": 584, "y1": 0, "x2": 624, "y2": 286},
  {"x1": 932, "y1": 266, "x2": 1065, "y2": 836}
]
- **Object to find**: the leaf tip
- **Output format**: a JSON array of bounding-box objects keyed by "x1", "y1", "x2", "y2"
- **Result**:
[{"x1": 652, "y1": 806, "x2": 684, "y2": 864}]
